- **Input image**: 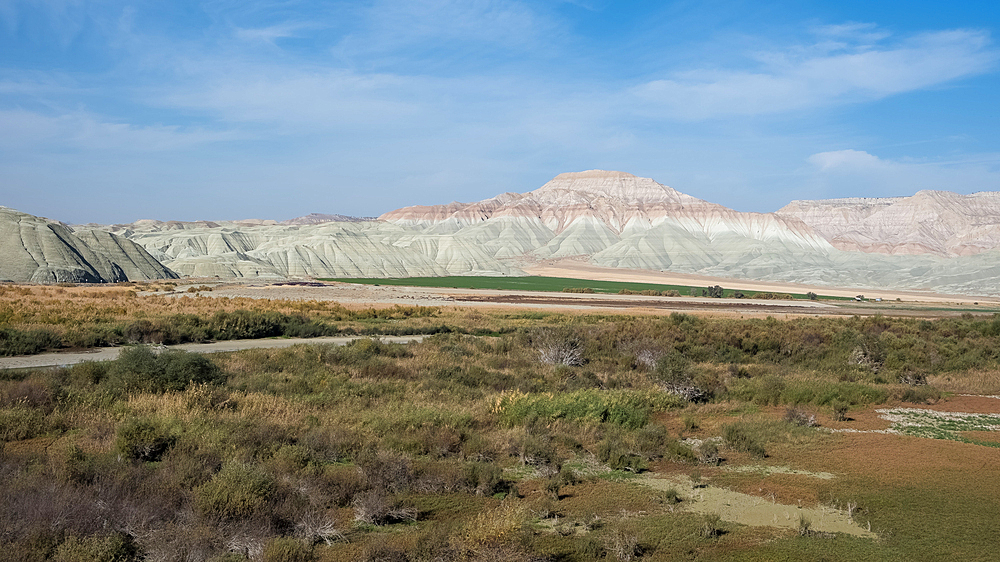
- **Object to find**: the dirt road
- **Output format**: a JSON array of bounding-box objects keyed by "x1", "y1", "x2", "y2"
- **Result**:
[{"x1": 0, "y1": 335, "x2": 426, "y2": 370}]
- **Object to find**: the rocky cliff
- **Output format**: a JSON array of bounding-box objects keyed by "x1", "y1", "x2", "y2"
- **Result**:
[
  {"x1": 777, "y1": 190, "x2": 1000, "y2": 257},
  {"x1": 0, "y1": 207, "x2": 178, "y2": 283}
]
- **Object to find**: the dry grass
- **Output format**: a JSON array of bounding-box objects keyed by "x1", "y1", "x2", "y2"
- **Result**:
[{"x1": 928, "y1": 369, "x2": 1000, "y2": 395}]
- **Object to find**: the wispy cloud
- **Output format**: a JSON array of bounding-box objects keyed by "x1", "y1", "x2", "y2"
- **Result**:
[
  {"x1": 234, "y1": 21, "x2": 324, "y2": 44},
  {"x1": 334, "y1": 0, "x2": 560, "y2": 62},
  {"x1": 2, "y1": 2, "x2": 999, "y2": 222},
  {"x1": 807, "y1": 149, "x2": 1000, "y2": 196},
  {"x1": 0, "y1": 108, "x2": 241, "y2": 152},
  {"x1": 633, "y1": 28, "x2": 997, "y2": 119}
]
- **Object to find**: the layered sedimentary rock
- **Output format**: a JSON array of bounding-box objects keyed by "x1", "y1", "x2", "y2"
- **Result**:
[
  {"x1": 381, "y1": 170, "x2": 836, "y2": 273},
  {"x1": 0, "y1": 207, "x2": 178, "y2": 283},
  {"x1": 106, "y1": 220, "x2": 519, "y2": 279},
  {"x1": 777, "y1": 190, "x2": 1000, "y2": 257},
  {"x1": 32, "y1": 169, "x2": 1000, "y2": 295}
]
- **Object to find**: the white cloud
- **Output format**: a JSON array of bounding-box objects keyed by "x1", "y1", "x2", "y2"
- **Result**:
[
  {"x1": 808, "y1": 149, "x2": 881, "y2": 170},
  {"x1": 0, "y1": 108, "x2": 240, "y2": 152},
  {"x1": 234, "y1": 22, "x2": 323, "y2": 44},
  {"x1": 337, "y1": 0, "x2": 557, "y2": 57},
  {"x1": 633, "y1": 29, "x2": 997, "y2": 119},
  {"x1": 807, "y1": 149, "x2": 1000, "y2": 197}
]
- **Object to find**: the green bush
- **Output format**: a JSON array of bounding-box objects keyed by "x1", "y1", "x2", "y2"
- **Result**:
[
  {"x1": 68, "y1": 361, "x2": 108, "y2": 386},
  {"x1": 726, "y1": 376, "x2": 887, "y2": 407},
  {"x1": 896, "y1": 385, "x2": 942, "y2": 404},
  {"x1": 722, "y1": 423, "x2": 767, "y2": 458},
  {"x1": 495, "y1": 390, "x2": 681, "y2": 429},
  {"x1": 210, "y1": 310, "x2": 284, "y2": 340},
  {"x1": 262, "y1": 537, "x2": 314, "y2": 562},
  {"x1": 597, "y1": 429, "x2": 647, "y2": 472},
  {"x1": 115, "y1": 419, "x2": 175, "y2": 462},
  {"x1": 106, "y1": 347, "x2": 223, "y2": 394},
  {"x1": 194, "y1": 463, "x2": 276, "y2": 520},
  {"x1": 463, "y1": 462, "x2": 506, "y2": 496},
  {"x1": 52, "y1": 532, "x2": 141, "y2": 562},
  {"x1": 0, "y1": 327, "x2": 62, "y2": 356},
  {"x1": 0, "y1": 405, "x2": 50, "y2": 440}
]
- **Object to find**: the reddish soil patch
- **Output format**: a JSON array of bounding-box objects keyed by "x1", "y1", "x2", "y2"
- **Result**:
[
  {"x1": 960, "y1": 430, "x2": 1000, "y2": 445},
  {"x1": 820, "y1": 406, "x2": 894, "y2": 432},
  {"x1": 777, "y1": 431, "x2": 1000, "y2": 489},
  {"x1": 921, "y1": 394, "x2": 1000, "y2": 414}
]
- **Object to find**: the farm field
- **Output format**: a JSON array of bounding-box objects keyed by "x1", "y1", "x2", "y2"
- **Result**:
[
  {"x1": 321, "y1": 275, "x2": 848, "y2": 300},
  {"x1": 3, "y1": 282, "x2": 1000, "y2": 560}
]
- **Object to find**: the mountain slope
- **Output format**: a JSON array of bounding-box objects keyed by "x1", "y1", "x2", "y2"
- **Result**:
[
  {"x1": 0, "y1": 207, "x2": 178, "y2": 283},
  {"x1": 777, "y1": 190, "x2": 1000, "y2": 257},
  {"x1": 46, "y1": 170, "x2": 1000, "y2": 295}
]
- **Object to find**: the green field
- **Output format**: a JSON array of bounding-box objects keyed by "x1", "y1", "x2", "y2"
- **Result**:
[{"x1": 322, "y1": 275, "x2": 847, "y2": 300}]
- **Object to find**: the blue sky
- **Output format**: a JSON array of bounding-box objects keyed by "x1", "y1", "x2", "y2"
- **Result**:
[{"x1": 2, "y1": 0, "x2": 999, "y2": 223}]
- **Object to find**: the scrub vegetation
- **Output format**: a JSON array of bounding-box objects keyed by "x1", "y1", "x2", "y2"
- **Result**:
[{"x1": 3, "y1": 287, "x2": 1000, "y2": 560}]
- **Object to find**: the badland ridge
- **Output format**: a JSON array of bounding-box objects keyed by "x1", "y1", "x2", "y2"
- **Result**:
[{"x1": 4, "y1": 171, "x2": 1000, "y2": 294}]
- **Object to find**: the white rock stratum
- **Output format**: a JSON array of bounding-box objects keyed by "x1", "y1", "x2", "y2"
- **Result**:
[
  {"x1": 0, "y1": 206, "x2": 178, "y2": 283},
  {"x1": 8, "y1": 170, "x2": 1000, "y2": 295}
]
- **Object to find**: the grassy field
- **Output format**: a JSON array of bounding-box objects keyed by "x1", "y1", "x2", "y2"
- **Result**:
[
  {"x1": 321, "y1": 275, "x2": 850, "y2": 300},
  {"x1": 3, "y1": 290, "x2": 1000, "y2": 560}
]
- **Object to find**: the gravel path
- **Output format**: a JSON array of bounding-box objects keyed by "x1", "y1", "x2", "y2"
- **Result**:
[{"x1": 0, "y1": 335, "x2": 426, "y2": 370}]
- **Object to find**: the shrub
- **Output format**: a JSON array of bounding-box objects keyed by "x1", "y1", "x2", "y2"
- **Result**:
[
  {"x1": 544, "y1": 465, "x2": 579, "y2": 498},
  {"x1": 597, "y1": 431, "x2": 646, "y2": 472},
  {"x1": 722, "y1": 423, "x2": 767, "y2": 458},
  {"x1": 106, "y1": 347, "x2": 223, "y2": 394},
  {"x1": 115, "y1": 419, "x2": 175, "y2": 462},
  {"x1": 463, "y1": 462, "x2": 507, "y2": 496},
  {"x1": 604, "y1": 526, "x2": 641, "y2": 561},
  {"x1": 783, "y1": 406, "x2": 816, "y2": 427},
  {"x1": 636, "y1": 424, "x2": 669, "y2": 459},
  {"x1": 194, "y1": 463, "x2": 276, "y2": 520},
  {"x1": 263, "y1": 537, "x2": 314, "y2": 562},
  {"x1": 751, "y1": 292, "x2": 795, "y2": 300},
  {"x1": 159, "y1": 350, "x2": 224, "y2": 390},
  {"x1": 536, "y1": 329, "x2": 584, "y2": 366},
  {"x1": 460, "y1": 499, "x2": 529, "y2": 553},
  {"x1": 696, "y1": 441, "x2": 720, "y2": 465},
  {"x1": 360, "y1": 543, "x2": 410, "y2": 562},
  {"x1": 703, "y1": 285, "x2": 724, "y2": 298},
  {"x1": 494, "y1": 389, "x2": 680, "y2": 430},
  {"x1": 210, "y1": 310, "x2": 284, "y2": 340},
  {"x1": 700, "y1": 513, "x2": 725, "y2": 538},
  {"x1": 68, "y1": 361, "x2": 108, "y2": 386},
  {"x1": 356, "y1": 449, "x2": 415, "y2": 493},
  {"x1": 831, "y1": 400, "x2": 850, "y2": 421},
  {"x1": 654, "y1": 352, "x2": 710, "y2": 402},
  {"x1": 52, "y1": 532, "x2": 142, "y2": 562},
  {"x1": 0, "y1": 327, "x2": 62, "y2": 356},
  {"x1": 899, "y1": 370, "x2": 928, "y2": 385},
  {"x1": 0, "y1": 405, "x2": 51, "y2": 441},
  {"x1": 352, "y1": 489, "x2": 417, "y2": 526},
  {"x1": 896, "y1": 385, "x2": 942, "y2": 404}
]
